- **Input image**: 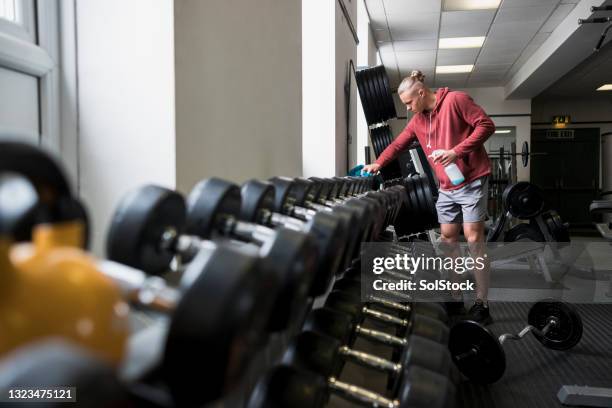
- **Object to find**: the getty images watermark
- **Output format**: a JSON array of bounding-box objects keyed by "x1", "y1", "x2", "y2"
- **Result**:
[
  {"x1": 359, "y1": 241, "x2": 611, "y2": 303},
  {"x1": 372, "y1": 251, "x2": 485, "y2": 292}
]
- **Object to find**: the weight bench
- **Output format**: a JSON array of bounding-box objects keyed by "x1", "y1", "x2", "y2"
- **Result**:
[{"x1": 557, "y1": 195, "x2": 612, "y2": 407}]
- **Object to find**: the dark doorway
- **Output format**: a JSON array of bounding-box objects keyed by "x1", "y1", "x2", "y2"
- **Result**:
[{"x1": 530, "y1": 128, "x2": 599, "y2": 230}]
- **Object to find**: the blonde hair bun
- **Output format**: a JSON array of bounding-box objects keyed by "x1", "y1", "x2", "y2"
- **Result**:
[{"x1": 409, "y1": 70, "x2": 425, "y2": 82}]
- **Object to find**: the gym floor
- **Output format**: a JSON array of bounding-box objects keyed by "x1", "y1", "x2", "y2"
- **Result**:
[{"x1": 456, "y1": 301, "x2": 612, "y2": 408}]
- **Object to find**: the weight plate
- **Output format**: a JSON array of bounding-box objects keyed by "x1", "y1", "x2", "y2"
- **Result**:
[
  {"x1": 522, "y1": 141, "x2": 529, "y2": 167},
  {"x1": 107, "y1": 185, "x2": 185, "y2": 275},
  {"x1": 502, "y1": 182, "x2": 545, "y2": 219},
  {"x1": 404, "y1": 177, "x2": 425, "y2": 233},
  {"x1": 356, "y1": 68, "x2": 375, "y2": 124},
  {"x1": 364, "y1": 68, "x2": 382, "y2": 123},
  {"x1": 544, "y1": 210, "x2": 571, "y2": 242},
  {"x1": 163, "y1": 244, "x2": 275, "y2": 406},
  {"x1": 185, "y1": 178, "x2": 241, "y2": 239},
  {"x1": 369, "y1": 67, "x2": 386, "y2": 122},
  {"x1": 356, "y1": 69, "x2": 377, "y2": 125},
  {"x1": 412, "y1": 175, "x2": 429, "y2": 221},
  {"x1": 415, "y1": 175, "x2": 438, "y2": 229},
  {"x1": 527, "y1": 300, "x2": 583, "y2": 350},
  {"x1": 376, "y1": 66, "x2": 395, "y2": 122},
  {"x1": 449, "y1": 320, "x2": 506, "y2": 384},
  {"x1": 373, "y1": 66, "x2": 388, "y2": 121},
  {"x1": 503, "y1": 223, "x2": 544, "y2": 242},
  {"x1": 379, "y1": 65, "x2": 397, "y2": 119},
  {"x1": 486, "y1": 212, "x2": 507, "y2": 242}
]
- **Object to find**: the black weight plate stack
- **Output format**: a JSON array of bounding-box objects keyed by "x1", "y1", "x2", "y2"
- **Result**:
[
  {"x1": 502, "y1": 181, "x2": 545, "y2": 219},
  {"x1": 367, "y1": 67, "x2": 385, "y2": 122},
  {"x1": 364, "y1": 68, "x2": 382, "y2": 123},
  {"x1": 377, "y1": 65, "x2": 397, "y2": 120},
  {"x1": 527, "y1": 300, "x2": 583, "y2": 350},
  {"x1": 106, "y1": 184, "x2": 185, "y2": 275},
  {"x1": 355, "y1": 69, "x2": 377, "y2": 125},
  {"x1": 503, "y1": 223, "x2": 545, "y2": 242},
  {"x1": 415, "y1": 174, "x2": 438, "y2": 229},
  {"x1": 355, "y1": 65, "x2": 397, "y2": 125}
]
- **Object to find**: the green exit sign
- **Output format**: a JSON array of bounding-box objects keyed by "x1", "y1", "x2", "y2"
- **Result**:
[{"x1": 552, "y1": 115, "x2": 571, "y2": 125}]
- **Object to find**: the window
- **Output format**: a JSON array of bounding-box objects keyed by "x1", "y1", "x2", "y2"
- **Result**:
[
  {"x1": 0, "y1": 0, "x2": 35, "y2": 43},
  {"x1": 0, "y1": 0, "x2": 17, "y2": 22}
]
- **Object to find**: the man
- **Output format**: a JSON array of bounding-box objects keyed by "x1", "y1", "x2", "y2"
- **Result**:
[{"x1": 363, "y1": 70, "x2": 495, "y2": 324}]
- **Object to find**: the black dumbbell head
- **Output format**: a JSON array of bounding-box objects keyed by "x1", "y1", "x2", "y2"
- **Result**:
[{"x1": 106, "y1": 184, "x2": 185, "y2": 275}]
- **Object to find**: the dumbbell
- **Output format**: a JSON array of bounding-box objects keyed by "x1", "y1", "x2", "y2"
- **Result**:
[
  {"x1": 284, "y1": 331, "x2": 455, "y2": 399},
  {"x1": 302, "y1": 308, "x2": 458, "y2": 384},
  {"x1": 240, "y1": 179, "x2": 347, "y2": 292},
  {"x1": 0, "y1": 141, "x2": 129, "y2": 365},
  {"x1": 268, "y1": 177, "x2": 365, "y2": 271},
  {"x1": 182, "y1": 178, "x2": 322, "y2": 326},
  {"x1": 329, "y1": 278, "x2": 448, "y2": 324},
  {"x1": 104, "y1": 184, "x2": 283, "y2": 406},
  {"x1": 248, "y1": 363, "x2": 453, "y2": 408},
  {"x1": 325, "y1": 290, "x2": 449, "y2": 342},
  {"x1": 309, "y1": 177, "x2": 381, "y2": 241},
  {"x1": 450, "y1": 300, "x2": 583, "y2": 384}
]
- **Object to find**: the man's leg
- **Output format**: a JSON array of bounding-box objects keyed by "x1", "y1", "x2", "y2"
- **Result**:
[
  {"x1": 460, "y1": 176, "x2": 492, "y2": 324},
  {"x1": 436, "y1": 190, "x2": 466, "y2": 316},
  {"x1": 463, "y1": 221, "x2": 489, "y2": 302}
]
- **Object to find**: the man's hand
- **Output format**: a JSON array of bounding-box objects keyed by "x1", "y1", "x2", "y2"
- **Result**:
[
  {"x1": 362, "y1": 163, "x2": 381, "y2": 175},
  {"x1": 430, "y1": 149, "x2": 458, "y2": 166}
]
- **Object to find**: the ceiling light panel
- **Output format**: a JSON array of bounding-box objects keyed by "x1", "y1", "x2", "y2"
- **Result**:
[
  {"x1": 439, "y1": 36, "x2": 486, "y2": 48},
  {"x1": 436, "y1": 65, "x2": 474, "y2": 73},
  {"x1": 443, "y1": 0, "x2": 501, "y2": 11},
  {"x1": 384, "y1": 0, "x2": 441, "y2": 14},
  {"x1": 597, "y1": 84, "x2": 612, "y2": 91}
]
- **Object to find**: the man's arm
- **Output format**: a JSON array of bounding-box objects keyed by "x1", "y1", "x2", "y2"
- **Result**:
[
  {"x1": 451, "y1": 93, "x2": 495, "y2": 158},
  {"x1": 375, "y1": 120, "x2": 417, "y2": 167}
]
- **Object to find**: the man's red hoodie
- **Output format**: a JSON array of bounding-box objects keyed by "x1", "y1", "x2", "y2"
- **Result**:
[{"x1": 375, "y1": 87, "x2": 495, "y2": 190}]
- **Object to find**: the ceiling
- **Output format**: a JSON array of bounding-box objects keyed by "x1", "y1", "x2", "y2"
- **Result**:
[
  {"x1": 364, "y1": 0, "x2": 612, "y2": 97},
  {"x1": 537, "y1": 39, "x2": 612, "y2": 98}
]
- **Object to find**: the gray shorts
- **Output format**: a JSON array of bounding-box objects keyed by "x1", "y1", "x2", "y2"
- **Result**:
[{"x1": 436, "y1": 176, "x2": 488, "y2": 224}]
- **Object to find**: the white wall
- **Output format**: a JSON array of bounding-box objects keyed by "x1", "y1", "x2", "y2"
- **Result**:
[
  {"x1": 72, "y1": 0, "x2": 176, "y2": 257},
  {"x1": 303, "y1": 0, "x2": 358, "y2": 176},
  {"x1": 335, "y1": 0, "x2": 358, "y2": 175},
  {"x1": 356, "y1": 0, "x2": 377, "y2": 166},
  {"x1": 175, "y1": 0, "x2": 302, "y2": 191}
]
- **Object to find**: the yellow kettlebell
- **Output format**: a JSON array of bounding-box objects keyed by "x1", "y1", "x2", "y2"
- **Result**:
[{"x1": 0, "y1": 141, "x2": 129, "y2": 366}]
